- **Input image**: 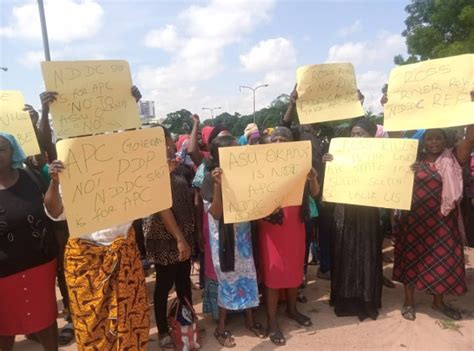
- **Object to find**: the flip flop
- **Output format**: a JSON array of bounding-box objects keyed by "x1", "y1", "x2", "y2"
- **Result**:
[
  {"x1": 214, "y1": 330, "x2": 236, "y2": 348},
  {"x1": 159, "y1": 334, "x2": 175, "y2": 349},
  {"x1": 58, "y1": 323, "x2": 75, "y2": 346},
  {"x1": 401, "y1": 305, "x2": 416, "y2": 321},
  {"x1": 247, "y1": 323, "x2": 267, "y2": 339},
  {"x1": 432, "y1": 304, "x2": 462, "y2": 321},
  {"x1": 288, "y1": 312, "x2": 313, "y2": 327},
  {"x1": 268, "y1": 330, "x2": 286, "y2": 346}
]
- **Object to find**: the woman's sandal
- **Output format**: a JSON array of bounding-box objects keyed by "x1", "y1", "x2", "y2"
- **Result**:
[
  {"x1": 247, "y1": 323, "x2": 267, "y2": 339},
  {"x1": 214, "y1": 330, "x2": 236, "y2": 348},
  {"x1": 401, "y1": 305, "x2": 416, "y2": 321},
  {"x1": 432, "y1": 304, "x2": 462, "y2": 321},
  {"x1": 268, "y1": 330, "x2": 286, "y2": 346},
  {"x1": 159, "y1": 334, "x2": 176, "y2": 349},
  {"x1": 58, "y1": 323, "x2": 75, "y2": 346},
  {"x1": 288, "y1": 312, "x2": 313, "y2": 327}
]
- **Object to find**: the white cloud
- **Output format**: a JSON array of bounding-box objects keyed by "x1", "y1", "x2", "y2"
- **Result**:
[
  {"x1": 0, "y1": 0, "x2": 104, "y2": 43},
  {"x1": 327, "y1": 31, "x2": 405, "y2": 67},
  {"x1": 18, "y1": 47, "x2": 107, "y2": 69},
  {"x1": 240, "y1": 38, "x2": 297, "y2": 73},
  {"x1": 338, "y1": 20, "x2": 362, "y2": 37},
  {"x1": 139, "y1": 0, "x2": 276, "y2": 117},
  {"x1": 18, "y1": 50, "x2": 46, "y2": 68},
  {"x1": 144, "y1": 25, "x2": 179, "y2": 52}
]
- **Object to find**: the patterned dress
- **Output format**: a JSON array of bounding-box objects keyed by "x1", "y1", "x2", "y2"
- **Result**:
[
  {"x1": 393, "y1": 161, "x2": 466, "y2": 295},
  {"x1": 205, "y1": 202, "x2": 259, "y2": 311}
]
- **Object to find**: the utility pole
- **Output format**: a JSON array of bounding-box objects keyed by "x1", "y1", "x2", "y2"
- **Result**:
[
  {"x1": 202, "y1": 106, "x2": 222, "y2": 126},
  {"x1": 37, "y1": 0, "x2": 51, "y2": 61},
  {"x1": 239, "y1": 84, "x2": 269, "y2": 123}
]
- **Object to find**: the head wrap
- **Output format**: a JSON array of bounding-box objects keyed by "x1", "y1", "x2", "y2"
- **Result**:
[
  {"x1": 271, "y1": 126, "x2": 293, "y2": 142},
  {"x1": 201, "y1": 126, "x2": 214, "y2": 146},
  {"x1": 350, "y1": 118, "x2": 377, "y2": 137},
  {"x1": 375, "y1": 124, "x2": 389, "y2": 138},
  {"x1": 208, "y1": 124, "x2": 230, "y2": 145},
  {"x1": 244, "y1": 123, "x2": 258, "y2": 138},
  {"x1": 176, "y1": 134, "x2": 190, "y2": 152},
  {"x1": 0, "y1": 132, "x2": 26, "y2": 168},
  {"x1": 263, "y1": 128, "x2": 274, "y2": 136}
]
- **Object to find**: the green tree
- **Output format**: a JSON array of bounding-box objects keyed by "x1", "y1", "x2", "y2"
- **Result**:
[
  {"x1": 162, "y1": 109, "x2": 193, "y2": 134},
  {"x1": 395, "y1": 0, "x2": 474, "y2": 64}
]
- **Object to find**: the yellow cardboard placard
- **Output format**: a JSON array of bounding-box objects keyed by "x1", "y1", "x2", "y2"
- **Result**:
[
  {"x1": 41, "y1": 60, "x2": 141, "y2": 138},
  {"x1": 219, "y1": 141, "x2": 312, "y2": 224},
  {"x1": 323, "y1": 138, "x2": 418, "y2": 210},
  {"x1": 384, "y1": 54, "x2": 474, "y2": 131},
  {"x1": 57, "y1": 128, "x2": 172, "y2": 237},
  {"x1": 0, "y1": 90, "x2": 41, "y2": 156},
  {"x1": 296, "y1": 63, "x2": 365, "y2": 124}
]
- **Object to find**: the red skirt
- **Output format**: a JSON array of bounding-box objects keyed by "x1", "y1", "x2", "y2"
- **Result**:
[
  {"x1": 258, "y1": 206, "x2": 305, "y2": 289},
  {"x1": 0, "y1": 259, "x2": 58, "y2": 336}
]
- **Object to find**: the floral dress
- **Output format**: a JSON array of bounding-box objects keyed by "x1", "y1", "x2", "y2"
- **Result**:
[{"x1": 204, "y1": 201, "x2": 259, "y2": 310}]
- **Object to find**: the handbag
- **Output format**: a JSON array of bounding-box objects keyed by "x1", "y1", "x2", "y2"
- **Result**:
[{"x1": 168, "y1": 297, "x2": 200, "y2": 350}]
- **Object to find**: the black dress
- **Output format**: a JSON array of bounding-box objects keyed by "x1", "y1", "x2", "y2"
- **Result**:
[
  {"x1": 0, "y1": 169, "x2": 56, "y2": 277},
  {"x1": 330, "y1": 204, "x2": 383, "y2": 321}
]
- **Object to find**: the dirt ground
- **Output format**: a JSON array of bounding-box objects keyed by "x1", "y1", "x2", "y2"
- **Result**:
[{"x1": 15, "y1": 245, "x2": 474, "y2": 351}]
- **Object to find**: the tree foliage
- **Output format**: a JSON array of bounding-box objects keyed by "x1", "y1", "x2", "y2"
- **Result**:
[
  {"x1": 395, "y1": 0, "x2": 474, "y2": 64},
  {"x1": 162, "y1": 109, "x2": 193, "y2": 135}
]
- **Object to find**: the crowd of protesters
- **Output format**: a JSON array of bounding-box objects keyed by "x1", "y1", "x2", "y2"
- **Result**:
[{"x1": 0, "y1": 84, "x2": 473, "y2": 351}]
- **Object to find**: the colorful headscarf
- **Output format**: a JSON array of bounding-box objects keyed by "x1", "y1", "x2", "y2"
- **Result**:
[
  {"x1": 0, "y1": 132, "x2": 26, "y2": 168},
  {"x1": 201, "y1": 126, "x2": 214, "y2": 146}
]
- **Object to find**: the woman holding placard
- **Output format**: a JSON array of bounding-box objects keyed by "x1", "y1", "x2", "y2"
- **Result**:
[
  {"x1": 0, "y1": 132, "x2": 59, "y2": 351},
  {"x1": 393, "y1": 124, "x2": 474, "y2": 321},
  {"x1": 44, "y1": 159, "x2": 151, "y2": 350},
  {"x1": 202, "y1": 135, "x2": 264, "y2": 348},
  {"x1": 325, "y1": 119, "x2": 384, "y2": 321},
  {"x1": 258, "y1": 126, "x2": 320, "y2": 346}
]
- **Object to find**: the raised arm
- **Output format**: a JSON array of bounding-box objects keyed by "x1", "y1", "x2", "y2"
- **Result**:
[
  {"x1": 208, "y1": 168, "x2": 224, "y2": 219},
  {"x1": 39, "y1": 91, "x2": 58, "y2": 161},
  {"x1": 282, "y1": 85, "x2": 297, "y2": 127},
  {"x1": 187, "y1": 114, "x2": 204, "y2": 166},
  {"x1": 44, "y1": 160, "x2": 65, "y2": 218},
  {"x1": 307, "y1": 168, "x2": 320, "y2": 198},
  {"x1": 455, "y1": 124, "x2": 474, "y2": 165}
]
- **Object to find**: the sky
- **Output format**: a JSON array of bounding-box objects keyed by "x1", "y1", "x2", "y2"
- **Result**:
[{"x1": 0, "y1": 0, "x2": 410, "y2": 119}]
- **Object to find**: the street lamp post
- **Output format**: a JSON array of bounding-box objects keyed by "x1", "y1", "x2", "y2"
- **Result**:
[
  {"x1": 37, "y1": 0, "x2": 51, "y2": 61},
  {"x1": 239, "y1": 84, "x2": 269, "y2": 123},
  {"x1": 0, "y1": 67, "x2": 8, "y2": 72},
  {"x1": 202, "y1": 106, "x2": 222, "y2": 125}
]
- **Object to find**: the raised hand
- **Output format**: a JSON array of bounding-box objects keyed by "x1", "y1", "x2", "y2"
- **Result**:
[
  {"x1": 23, "y1": 104, "x2": 39, "y2": 126},
  {"x1": 49, "y1": 160, "x2": 65, "y2": 183},
  {"x1": 212, "y1": 167, "x2": 223, "y2": 187},
  {"x1": 131, "y1": 85, "x2": 142, "y2": 103},
  {"x1": 39, "y1": 91, "x2": 58, "y2": 114},
  {"x1": 322, "y1": 153, "x2": 334, "y2": 162}
]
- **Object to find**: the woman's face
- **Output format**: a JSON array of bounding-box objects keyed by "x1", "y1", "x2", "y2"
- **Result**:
[
  {"x1": 423, "y1": 130, "x2": 446, "y2": 155},
  {"x1": 0, "y1": 137, "x2": 12, "y2": 171},
  {"x1": 271, "y1": 135, "x2": 289, "y2": 143},
  {"x1": 350, "y1": 126, "x2": 371, "y2": 138}
]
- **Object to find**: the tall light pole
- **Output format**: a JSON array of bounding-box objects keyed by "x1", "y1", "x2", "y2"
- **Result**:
[
  {"x1": 202, "y1": 106, "x2": 221, "y2": 125},
  {"x1": 239, "y1": 84, "x2": 269, "y2": 123},
  {"x1": 37, "y1": 0, "x2": 51, "y2": 61}
]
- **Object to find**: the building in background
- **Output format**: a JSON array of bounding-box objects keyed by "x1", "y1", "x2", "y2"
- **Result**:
[{"x1": 139, "y1": 101, "x2": 156, "y2": 124}]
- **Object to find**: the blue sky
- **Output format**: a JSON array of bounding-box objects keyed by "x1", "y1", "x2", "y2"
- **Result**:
[{"x1": 1, "y1": 0, "x2": 409, "y2": 118}]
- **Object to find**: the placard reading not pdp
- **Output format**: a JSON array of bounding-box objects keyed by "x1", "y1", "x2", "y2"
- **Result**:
[{"x1": 57, "y1": 128, "x2": 172, "y2": 237}]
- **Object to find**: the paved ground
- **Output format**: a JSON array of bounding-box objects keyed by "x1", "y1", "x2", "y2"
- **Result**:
[{"x1": 15, "y1": 244, "x2": 474, "y2": 350}]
